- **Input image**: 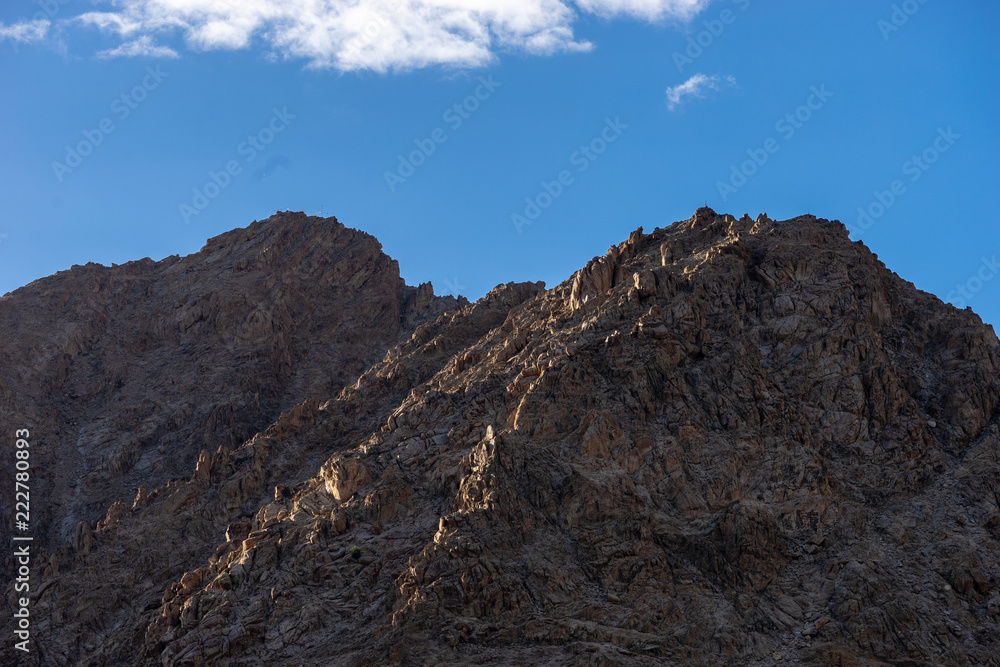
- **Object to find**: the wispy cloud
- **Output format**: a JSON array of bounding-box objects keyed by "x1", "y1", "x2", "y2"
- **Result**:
[
  {"x1": 577, "y1": 0, "x2": 710, "y2": 21},
  {"x1": 665, "y1": 73, "x2": 737, "y2": 110},
  {"x1": 0, "y1": 19, "x2": 51, "y2": 47},
  {"x1": 72, "y1": 0, "x2": 710, "y2": 72},
  {"x1": 97, "y1": 35, "x2": 178, "y2": 59},
  {"x1": 77, "y1": 12, "x2": 146, "y2": 37}
]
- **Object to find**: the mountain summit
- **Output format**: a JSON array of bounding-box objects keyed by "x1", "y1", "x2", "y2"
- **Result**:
[{"x1": 3, "y1": 209, "x2": 999, "y2": 666}]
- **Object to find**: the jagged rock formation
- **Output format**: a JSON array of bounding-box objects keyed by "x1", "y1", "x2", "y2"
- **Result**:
[
  {"x1": 3, "y1": 208, "x2": 999, "y2": 666},
  {"x1": 0, "y1": 212, "x2": 461, "y2": 550}
]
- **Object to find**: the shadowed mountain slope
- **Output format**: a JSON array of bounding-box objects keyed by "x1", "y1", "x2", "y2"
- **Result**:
[{"x1": 3, "y1": 208, "x2": 999, "y2": 666}]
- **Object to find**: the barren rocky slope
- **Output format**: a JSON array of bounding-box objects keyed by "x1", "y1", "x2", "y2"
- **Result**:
[
  {"x1": 0, "y1": 211, "x2": 465, "y2": 660},
  {"x1": 4, "y1": 208, "x2": 1000, "y2": 666},
  {"x1": 0, "y1": 211, "x2": 461, "y2": 551}
]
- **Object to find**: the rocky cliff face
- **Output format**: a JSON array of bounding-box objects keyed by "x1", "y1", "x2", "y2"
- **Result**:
[
  {"x1": 0, "y1": 212, "x2": 462, "y2": 549},
  {"x1": 3, "y1": 208, "x2": 999, "y2": 666}
]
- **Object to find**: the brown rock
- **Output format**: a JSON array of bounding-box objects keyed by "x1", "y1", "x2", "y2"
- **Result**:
[
  {"x1": 633, "y1": 269, "x2": 656, "y2": 297},
  {"x1": 4, "y1": 208, "x2": 1000, "y2": 667}
]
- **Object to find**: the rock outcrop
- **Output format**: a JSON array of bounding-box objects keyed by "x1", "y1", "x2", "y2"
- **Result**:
[
  {"x1": 3, "y1": 208, "x2": 999, "y2": 666},
  {"x1": 0, "y1": 212, "x2": 463, "y2": 549}
]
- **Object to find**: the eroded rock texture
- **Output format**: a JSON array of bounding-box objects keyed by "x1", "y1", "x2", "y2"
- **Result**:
[{"x1": 3, "y1": 208, "x2": 999, "y2": 666}]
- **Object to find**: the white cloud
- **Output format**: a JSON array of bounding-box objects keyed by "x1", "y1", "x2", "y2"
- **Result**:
[
  {"x1": 576, "y1": 0, "x2": 710, "y2": 21},
  {"x1": 72, "y1": 0, "x2": 708, "y2": 71},
  {"x1": 77, "y1": 12, "x2": 147, "y2": 37},
  {"x1": 98, "y1": 35, "x2": 179, "y2": 59},
  {"x1": 665, "y1": 73, "x2": 736, "y2": 110},
  {"x1": 0, "y1": 19, "x2": 51, "y2": 46}
]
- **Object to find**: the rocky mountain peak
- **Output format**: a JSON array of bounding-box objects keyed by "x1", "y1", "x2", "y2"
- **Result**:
[
  {"x1": 3, "y1": 209, "x2": 999, "y2": 666},
  {"x1": 0, "y1": 211, "x2": 461, "y2": 547}
]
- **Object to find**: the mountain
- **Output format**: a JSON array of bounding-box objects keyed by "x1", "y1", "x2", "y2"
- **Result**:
[
  {"x1": 3, "y1": 208, "x2": 999, "y2": 666},
  {"x1": 0, "y1": 213, "x2": 462, "y2": 546}
]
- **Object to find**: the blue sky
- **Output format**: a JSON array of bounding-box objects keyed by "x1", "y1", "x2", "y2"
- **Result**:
[{"x1": 1, "y1": 0, "x2": 998, "y2": 328}]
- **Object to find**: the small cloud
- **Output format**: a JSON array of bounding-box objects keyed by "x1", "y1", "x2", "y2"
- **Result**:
[
  {"x1": 76, "y1": 12, "x2": 146, "y2": 37},
  {"x1": 665, "y1": 73, "x2": 736, "y2": 111},
  {"x1": 577, "y1": 0, "x2": 711, "y2": 22},
  {"x1": 97, "y1": 35, "x2": 178, "y2": 59},
  {"x1": 0, "y1": 19, "x2": 51, "y2": 47}
]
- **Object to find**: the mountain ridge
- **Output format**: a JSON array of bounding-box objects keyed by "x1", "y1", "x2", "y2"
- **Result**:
[{"x1": 3, "y1": 208, "x2": 999, "y2": 666}]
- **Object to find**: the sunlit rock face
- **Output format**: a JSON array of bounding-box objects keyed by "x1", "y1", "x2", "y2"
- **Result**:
[{"x1": 3, "y1": 208, "x2": 999, "y2": 666}]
